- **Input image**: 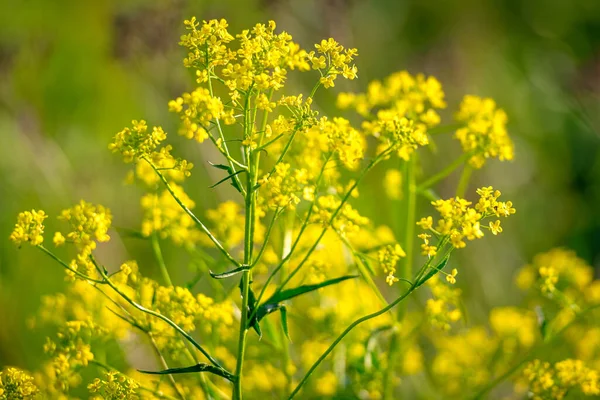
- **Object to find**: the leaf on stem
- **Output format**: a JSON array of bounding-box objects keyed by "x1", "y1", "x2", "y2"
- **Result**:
[
  {"x1": 209, "y1": 265, "x2": 250, "y2": 279},
  {"x1": 139, "y1": 363, "x2": 234, "y2": 382},
  {"x1": 415, "y1": 256, "x2": 450, "y2": 288}
]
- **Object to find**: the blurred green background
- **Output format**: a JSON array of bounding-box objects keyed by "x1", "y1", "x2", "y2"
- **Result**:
[{"x1": 1, "y1": 0, "x2": 599, "y2": 374}]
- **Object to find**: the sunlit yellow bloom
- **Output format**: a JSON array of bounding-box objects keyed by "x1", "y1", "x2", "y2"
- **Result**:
[{"x1": 10, "y1": 209, "x2": 47, "y2": 247}]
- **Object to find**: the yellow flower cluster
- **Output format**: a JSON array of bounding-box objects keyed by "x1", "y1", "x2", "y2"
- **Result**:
[
  {"x1": 489, "y1": 307, "x2": 537, "y2": 348},
  {"x1": 318, "y1": 117, "x2": 365, "y2": 169},
  {"x1": 517, "y1": 248, "x2": 595, "y2": 297},
  {"x1": 140, "y1": 186, "x2": 201, "y2": 246},
  {"x1": 260, "y1": 163, "x2": 312, "y2": 210},
  {"x1": 523, "y1": 359, "x2": 600, "y2": 399},
  {"x1": 0, "y1": 367, "x2": 39, "y2": 400},
  {"x1": 455, "y1": 95, "x2": 514, "y2": 168},
  {"x1": 43, "y1": 319, "x2": 106, "y2": 392},
  {"x1": 310, "y1": 195, "x2": 369, "y2": 236},
  {"x1": 88, "y1": 371, "x2": 139, "y2": 400},
  {"x1": 205, "y1": 201, "x2": 247, "y2": 249},
  {"x1": 54, "y1": 201, "x2": 112, "y2": 277},
  {"x1": 425, "y1": 275, "x2": 462, "y2": 330},
  {"x1": 338, "y1": 70, "x2": 446, "y2": 124},
  {"x1": 9, "y1": 209, "x2": 47, "y2": 247},
  {"x1": 168, "y1": 87, "x2": 235, "y2": 142},
  {"x1": 110, "y1": 120, "x2": 193, "y2": 186},
  {"x1": 310, "y1": 38, "x2": 358, "y2": 88},
  {"x1": 431, "y1": 327, "x2": 495, "y2": 395},
  {"x1": 418, "y1": 186, "x2": 515, "y2": 249},
  {"x1": 377, "y1": 244, "x2": 406, "y2": 285}
]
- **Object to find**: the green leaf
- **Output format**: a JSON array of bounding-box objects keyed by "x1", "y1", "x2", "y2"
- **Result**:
[
  {"x1": 238, "y1": 278, "x2": 262, "y2": 337},
  {"x1": 208, "y1": 161, "x2": 231, "y2": 171},
  {"x1": 280, "y1": 306, "x2": 291, "y2": 342},
  {"x1": 138, "y1": 363, "x2": 234, "y2": 382},
  {"x1": 264, "y1": 275, "x2": 359, "y2": 305},
  {"x1": 209, "y1": 265, "x2": 250, "y2": 279},
  {"x1": 209, "y1": 170, "x2": 246, "y2": 189},
  {"x1": 415, "y1": 256, "x2": 450, "y2": 288}
]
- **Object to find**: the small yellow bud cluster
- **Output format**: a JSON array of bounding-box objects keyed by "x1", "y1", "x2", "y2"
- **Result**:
[
  {"x1": 140, "y1": 185, "x2": 201, "y2": 247},
  {"x1": 365, "y1": 112, "x2": 428, "y2": 160},
  {"x1": 489, "y1": 307, "x2": 537, "y2": 348},
  {"x1": 516, "y1": 248, "x2": 596, "y2": 307},
  {"x1": 425, "y1": 275, "x2": 462, "y2": 330},
  {"x1": 318, "y1": 117, "x2": 365, "y2": 170},
  {"x1": 377, "y1": 244, "x2": 406, "y2": 285},
  {"x1": 9, "y1": 209, "x2": 47, "y2": 247},
  {"x1": 419, "y1": 186, "x2": 515, "y2": 250},
  {"x1": 523, "y1": 359, "x2": 600, "y2": 399},
  {"x1": 88, "y1": 371, "x2": 139, "y2": 399},
  {"x1": 56, "y1": 201, "x2": 112, "y2": 276},
  {"x1": 169, "y1": 87, "x2": 235, "y2": 143},
  {"x1": 455, "y1": 95, "x2": 514, "y2": 169},
  {"x1": 108, "y1": 120, "x2": 165, "y2": 163},
  {"x1": 310, "y1": 38, "x2": 358, "y2": 88},
  {"x1": 0, "y1": 367, "x2": 39, "y2": 400},
  {"x1": 260, "y1": 163, "x2": 312, "y2": 210},
  {"x1": 310, "y1": 195, "x2": 369, "y2": 236},
  {"x1": 338, "y1": 71, "x2": 446, "y2": 125}
]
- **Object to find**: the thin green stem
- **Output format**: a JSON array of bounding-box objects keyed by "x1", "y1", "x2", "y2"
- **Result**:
[
  {"x1": 278, "y1": 148, "x2": 393, "y2": 292},
  {"x1": 147, "y1": 159, "x2": 241, "y2": 269},
  {"x1": 417, "y1": 152, "x2": 470, "y2": 192},
  {"x1": 288, "y1": 255, "x2": 440, "y2": 399},
  {"x1": 456, "y1": 164, "x2": 473, "y2": 198},
  {"x1": 148, "y1": 334, "x2": 188, "y2": 400},
  {"x1": 37, "y1": 245, "x2": 105, "y2": 283},
  {"x1": 151, "y1": 233, "x2": 172, "y2": 286},
  {"x1": 251, "y1": 208, "x2": 283, "y2": 268},
  {"x1": 208, "y1": 73, "x2": 245, "y2": 194}
]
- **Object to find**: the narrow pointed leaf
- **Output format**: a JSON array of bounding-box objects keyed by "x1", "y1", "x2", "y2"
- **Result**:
[
  {"x1": 209, "y1": 170, "x2": 246, "y2": 189},
  {"x1": 209, "y1": 265, "x2": 250, "y2": 279},
  {"x1": 415, "y1": 256, "x2": 450, "y2": 288},
  {"x1": 138, "y1": 363, "x2": 234, "y2": 381},
  {"x1": 208, "y1": 162, "x2": 232, "y2": 171},
  {"x1": 280, "y1": 306, "x2": 291, "y2": 342},
  {"x1": 264, "y1": 275, "x2": 359, "y2": 305}
]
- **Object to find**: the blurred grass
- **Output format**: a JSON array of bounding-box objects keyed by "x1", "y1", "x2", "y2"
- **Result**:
[{"x1": 0, "y1": 0, "x2": 599, "y2": 371}]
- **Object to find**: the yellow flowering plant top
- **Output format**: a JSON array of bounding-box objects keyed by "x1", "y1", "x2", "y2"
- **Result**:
[{"x1": 7, "y1": 15, "x2": 600, "y2": 400}]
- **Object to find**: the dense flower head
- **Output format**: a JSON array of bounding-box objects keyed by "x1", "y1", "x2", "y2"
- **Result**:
[
  {"x1": 128, "y1": 144, "x2": 193, "y2": 187},
  {"x1": 310, "y1": 195, "x2": 369, "y2": 236},
  {"x1": 57, "y1": 200, "x2": 112, "y2": 259},
  {"x1": 9, "y1": 209, "x2": 47, "y2": 247},
  {"x1": 317, "y1": 117, "x2": 365, "y2": 169},
  {"x1": 489, "y1": 307, "x2": 537, "y2": 348},
  {"x1": 260, "y1": 163, "x2": 312, "y2": 210},
  {"x1": 418, "y1": 186, "x2": 515, "y2": 249},
  {"x1": 168, "y1": 87, "x2": 235, "y2": 142},
  {"x1": 426, "y1": 275, "x2": 462, "y2": 330},
  {"x1": 516, "y1": 248, "x2": 596, "y2": 307},
  {"x1": 455, "y1": 95, "x2": 514, "y2": 168},
  {"x1": 523, "y1": 359, "x2": 600, "y2": 399},
  {"x1": 364, "y1": 112, "x2": 429, "y2": 160},
  {"x1": 108, "y1": 120, "x2": 166, "y2": 163},
  {"x1": 88, "y1": 371, "x2": 139, "y2": 400},
  {"x1": 378, "y1": 244, "x2": 406, "y2": 285},
  {"x1": 140, "y1": 185, "x2": 202, "y2": 246},
  {"x1": 309, "y1": 38, "x2": 358, "y2": 88},
  {"x1": 338, "y1": 70, "x2": 446, "y2": 124},
  {"x1": 0, "y1": 367, "x2": 39, "y2": 400}
]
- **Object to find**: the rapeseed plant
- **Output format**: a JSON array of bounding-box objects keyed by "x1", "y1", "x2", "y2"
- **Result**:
[{"x1": 8, "y1": 16, "x2": 599, "y2": 400}]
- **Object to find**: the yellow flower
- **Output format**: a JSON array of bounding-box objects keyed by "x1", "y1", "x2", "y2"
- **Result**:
[
  {"x1": 455, "y1": 95, "x2": 514, "y2": 168},
  {"x1": 53, "y1": 232, "x2": 65, "y2": 247},
  {"x1": 10, "y1": 209, "x2": 47, "y2": 247}
]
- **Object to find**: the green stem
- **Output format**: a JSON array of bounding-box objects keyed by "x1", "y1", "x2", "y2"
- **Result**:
[
  {"x1": 417, "y1": 152, "x2": 470, "y2": 192},
  {"x1": 151, "y1": 233, "x2": 172, "y2": 286},
  {"x1": 456, "y1": 164, "x2": 473, "y2": 198},
  {"x1": 288, "y1": 255, "x2": 440, "y2": 399},
  {"x1": 147, "y1": 159, "x2": 241, "y2": 268},
  {"x1": 233, "y1": 88, "x2": 259, "y2": 400},
  {"x1": 148, "y1": 334, "x2": 188, "y2": 400},
  {"x1": 37, "y1": 245, "x2": 104, "y2": 283},
  {"x1": 277, "y1": 147, "x2": 393, "y2": 292}
]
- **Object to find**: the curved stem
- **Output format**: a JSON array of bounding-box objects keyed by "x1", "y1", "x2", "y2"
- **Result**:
[
  {"x1": 37, "y1": 245, "x2": 105, "y2": 283},
  {"x1": 151, "y1": 233, "x2": 172, "y2": 286},
  {"x1": 147, "y1": 159, "x2": 241, "y2": 269},
  {"x1": 251, "y1": 208, "x2": 283, "y2": 268},
  {"x1": 417, "y1": 152, "x2": 470, "y2": 192},
  {"x1": 456, "y1": 164, "x2": 473, "y2": 198}
]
